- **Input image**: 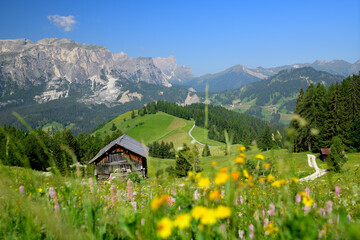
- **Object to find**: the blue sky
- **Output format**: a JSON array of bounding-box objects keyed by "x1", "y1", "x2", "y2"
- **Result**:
[{"x1": 0, "y1": 0, "x2": 359, "y2": 76}]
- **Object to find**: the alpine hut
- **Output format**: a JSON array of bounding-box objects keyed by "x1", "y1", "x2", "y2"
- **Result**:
[
  {"x1": 320, "y1": 148, "x2": 331, "y2": 161},
  {"x1": 88, "y1": 135, "x2": 148, "y2": 180}
]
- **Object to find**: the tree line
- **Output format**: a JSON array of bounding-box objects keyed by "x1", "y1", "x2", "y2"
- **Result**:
[{"x1": 290, "y1": 73, "x2": 360, "y2": 152}]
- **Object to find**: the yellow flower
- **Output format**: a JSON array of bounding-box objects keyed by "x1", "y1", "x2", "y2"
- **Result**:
[
  {"x1": 209, "y1": 189, "x2": 221, "y2": 200},
  {"x1": 259, "y1": 177, "x2": 265, "y2": 183},
  {"x1": 195, "y1": 172, "x2": 202, "y2": 179},
  {"x1": 238, "y1": 145, "x2": 246, "y2": 152},
  {"x1": 215, "y1": 172, "x2": 229, "y2": 185},
  {"x1": 298, "y1": 191, "x2": 307, "y2": 197},
  {"x1": 239, "y1": 153, "x2": 246, "y2": 158},
  {"x1": 302, "y1": 196, "x2": 314, "y2": 207},
  {"x1": 157, "y1": 217, "x2": 173, "y2": 239},
  {"x1": 235, "y1": 157, "x2": 245, "y2": 164},
  {"x1": 188, "y1": 171, "x2": 194, "y2": 180},
  {"x1": 231, "y1": 171, "x2": 241, "y2": 181},
  {"x1": 248, "y1": 182, "x2": 254, "y2": 188},
  {"x1": 221, "y1": 167, "x2": 227, "y2": 172},
  {"x1": 38, "y1": 188, "x2": 43, "y2": 193},
  {"x1": 191, "y1": 206, "x2": 207, "y2": 220},
  {"x1": 264, "y1": 222, "x2": 279, "y2": 235},
  {"x1": 216, "y1": 205, "x2": 231, "y2": 219},
  {"x1": 271, "y1": 179, "x2": 287, "y2": 188},
  {"x1": 212, "y1": 161, "x2": 217, "y2": 166},
  {"x1": 151, "y1": 195, "x2": 169, "y2": 210},
  {"x1": 264, "y1": 163, "x2": 271, "y2": 169},
  {"x1": 200, "y1": 209, "x2": 217, "y2": 225},
  {"x1": 173, "y1": 214, "x2": 191, "y2": 230},
  {"x1": 243, "y1": 170, "x2": 249, "y2": 179},
  {"x1": 267, "y1": 174, "x2": 275, "y2": 182},
  {"x1": 255, "y1": 154, "x2": 265, "y2": 160},
  {"x1": 291, "y1": 177, "x2": 299, "y2": 184},
  {"x1": 198, "y1": 177, "x2": 211, "y2": 188}
]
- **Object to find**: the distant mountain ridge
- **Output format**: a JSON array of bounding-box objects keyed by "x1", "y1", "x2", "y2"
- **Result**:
[{"x1": 184, "y1": 59, "x2": 359, "y2": 92}]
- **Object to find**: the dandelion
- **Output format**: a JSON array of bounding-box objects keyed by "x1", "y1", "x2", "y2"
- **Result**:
[
  {"x1": 209, "y1": 189, "x2": 221, "y2": 201},
  {"x1": 151, "y1": 195, "x2": 169, "y2": 210},
  {"x1": 267, "y1": 174, "x2": 275, "y2": 182},
  {"x1": 231, "y1": 171, "x2": 241, "y2": 181},
  {"x1": 191, "y1": 206, "x2": 207, "y2": 220},
  {"x1": 271, "y1": 179, "x2": 287, "y2": 188},
  {"x1": 236, "y1": 157, "x2": 245, "y2": 164},
  {"x1": 216, "y1": 205, "x2": 231, "y2": 219},
  {"x1": 212, "y1": 161, "x2": 217, "y2": 166},
  {"x1": 173, "y1": 214, "x2": 191, "y2": 229},
  {"x1": 291, "y1": 177, "x2": 299, "y2": 184},
  {"x1": 157, "y1": 217, "x2": 173, "y2": 239},
  {"x1": 302, "y1": 196, "x2": 314, "y2": 207},
  {"x1": 255, "y1": 154, "x2": 265, "y2": 160},
  {"x1": 264, "y1": 222, "x2": 279, "y2": 236},
  {"x1": 198, "y1": 177, "x2": 210, "y2": 188},
  {"x1": 243, "y1": 170, "x2": 249, "y2": 179},
  {"x1": 195, "y1": 172, "x2": 202, "y2": 179},
  {"x1": 200, "y1": 209, "x2": 217, "y2": 225},
  {"x1": 238, "y1": 145, "x2": 246, "y2": 152},
  {"x1": 259, "y1": 177, "x2": 265, "y2": 183},
  {"x1": 188, "y1": 171, "x2": 194, "y2": 180},
  {"x1": 221, "y1": 167, "x2": 227, "y2": 172},
  {"x1": 215, "y1": 172, "x2": 229, "y2": 185},
  {"x1": 264, "y1": 163, "x2": 271, "y2": 169},
  {"x1": 38, "y1": 188, "x2": 43, "y2": 193}
]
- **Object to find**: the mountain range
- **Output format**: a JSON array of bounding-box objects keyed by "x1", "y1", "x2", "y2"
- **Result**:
[
  {"x1": 0, "y1": 37, "x2": 358, "y2": 133},
  {"x1": 184, "y1": 60, "x2": 360, "y2": 92}
]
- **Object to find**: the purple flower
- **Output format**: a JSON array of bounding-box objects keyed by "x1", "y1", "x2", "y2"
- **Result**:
[
  {"x1": 296, "y1": 194, "x2": 301, "y2": 203},
  {"x1": 19, "y1": 185, "x2": 25, "y2": 196},
  {"x1": 335, "y1": 186, "x2": 340, "y2": 197}
]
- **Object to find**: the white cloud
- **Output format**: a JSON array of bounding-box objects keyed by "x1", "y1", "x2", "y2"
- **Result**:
[{"x1": 47, "y1": 14, "x2": 77, "y2": 32}]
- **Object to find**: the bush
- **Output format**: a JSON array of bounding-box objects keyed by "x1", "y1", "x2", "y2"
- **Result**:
[{"x1": 127, "y1": 172, "x2": 142, "y2": 183}]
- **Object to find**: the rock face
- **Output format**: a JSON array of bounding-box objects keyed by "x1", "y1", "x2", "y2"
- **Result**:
[{"x1": 0, "y1": 38, "x2": 193, "y2": 105}]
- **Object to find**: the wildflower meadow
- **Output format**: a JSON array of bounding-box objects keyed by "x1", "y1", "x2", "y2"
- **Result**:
[{"x1": 1, "y1": 146, "x2": 359, "y2": 239}]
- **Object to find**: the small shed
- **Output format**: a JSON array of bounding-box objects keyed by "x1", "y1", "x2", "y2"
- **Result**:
[
  {"x1": 88, "y1": 135, "x2": 148, "y2": 180},
  {"x1": 320, "y1": 148, "x2": 331, "y2": 161}
]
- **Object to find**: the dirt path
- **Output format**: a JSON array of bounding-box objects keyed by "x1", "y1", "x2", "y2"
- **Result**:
[
  {"x1": 299, "y1": 154, "x2": 327, "y2": 182},
  {"x1": 188, "y1": 123, "x2": 214, "y2": 147}
]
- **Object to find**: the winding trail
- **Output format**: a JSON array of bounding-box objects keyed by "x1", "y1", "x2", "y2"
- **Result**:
[
  {"x1": 188, "y1": 123, "x2": 214, "y2": 147},
  {"x1": 299, "y1": 154, "x2": 328, "y2": 182}
]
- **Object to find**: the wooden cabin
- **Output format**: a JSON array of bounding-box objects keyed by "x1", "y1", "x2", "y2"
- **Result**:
[
  {"x1": 320, "y1": 148, "x2": 331, "y2": 161},
  {"x1": 88, "y1": 134, "x2": 148, "y2": 180}
]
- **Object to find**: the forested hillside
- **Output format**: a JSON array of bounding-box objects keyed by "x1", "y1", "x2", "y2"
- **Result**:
[{"x1": 290, "y1": 73, "x2": 360, "y2": 152}]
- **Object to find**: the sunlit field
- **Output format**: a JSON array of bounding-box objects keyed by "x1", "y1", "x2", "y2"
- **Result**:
[{"x1": 1, "y1": 147, "x2": 359, "y2": 239}]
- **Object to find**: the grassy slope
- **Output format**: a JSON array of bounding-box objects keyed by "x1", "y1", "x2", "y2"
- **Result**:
[{"x1": 93, "y1": 111, "x2": 224, "y2": 148}]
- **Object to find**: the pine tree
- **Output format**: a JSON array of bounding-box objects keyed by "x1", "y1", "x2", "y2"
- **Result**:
[
  {"x1": 110, "y1": 123, "x2": 117, "y2": 131},
  {"x1": 328, "y1": 136, "x2": 347, "y2": 172},
  {"x1": 202, "y1": 144, "x2": 211, "y2": 157},
  {"x1": 131, "y1": 110, "x2": 136, "y2": 119},
  {"x1": 259, "y1": 126, "x2": 272, "y2": 151}
]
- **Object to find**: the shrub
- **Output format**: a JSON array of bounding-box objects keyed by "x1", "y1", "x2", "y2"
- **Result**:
[{"x1": 328, "y1": 136, "x2": 348, "y2": 172}]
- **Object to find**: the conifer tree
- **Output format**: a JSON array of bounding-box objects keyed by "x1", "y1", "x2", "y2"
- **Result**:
[
  {"x1": 202, "y1": 144, "x2": 211, "y2": 157},
  {"x1": 259, "y1": 126, "x2": 272, "y2": 151},
  {"x1": 175, "y1": 143, "x2": 192, "y2": 177}
]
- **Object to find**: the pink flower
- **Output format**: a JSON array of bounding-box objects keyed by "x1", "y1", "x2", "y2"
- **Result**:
[
  {"x1": 116, "y1": 190, "x2": 121, "y2": 202},
  {"x1": 141, "y1": 218, "x2": 145, "y2": 225},
  {"x1": 240, "y1": 196, "x2": 244, "y2": 204},
  {"x1": 320, "y1": 208, "x2": 326, "y2": 216},
  {"x1": 131, "y1": 200, "x2": 137, "y2": 211},
  {"x1": 238, "y1": 230, "x2": 244, "y2": 240},
  {"x1": 249, "y1": 224, "x2": 254, "y2": 240},
  {"x1": 19, "y1": 185, "x2": 25, "y2": 196},
  {"x1": 54, "y1": 198, "x2": 59, "y2": 216},
  {"x1": 326, "y1": 201, "x2": 333, "y2": 214},
  {"x1": 313, "y1": 202, "x2": 317, "y2": 209},
  {"x1": 305, "y1": 187, "x2": 310, "y2": 196},
  {"x1": 268, "y1": 203, "x2": 275, "y2": 216},
  {"x1": 127, "y1": 179, "x2": 133, "y2": 201},
  {"x1": 296, "y1": 194, "x2": 301, "y2": 203},
  {"x1": 49, "y1": 187, "x2": 56, "y2": 199},
  {"x1": 194, "y1": 190, "x2": 200, "y2": 200},
  {"x1": 335, "y1": 186, "x2": 340, "y2": 197},
  {"x1": 264, "y1": 218, "x2": 269, "y2": 227},
  {"x1": 347, "y1": 214, "x2": 351, "y2": 222}
]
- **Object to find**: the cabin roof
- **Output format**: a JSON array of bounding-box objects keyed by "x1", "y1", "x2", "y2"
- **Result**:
[
  {"x1": 88, "y1": 134, "x2": 149, "y2": 164},
  {"x1": 320, "y1": 148, "x2": 331, "y2": 155}
]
